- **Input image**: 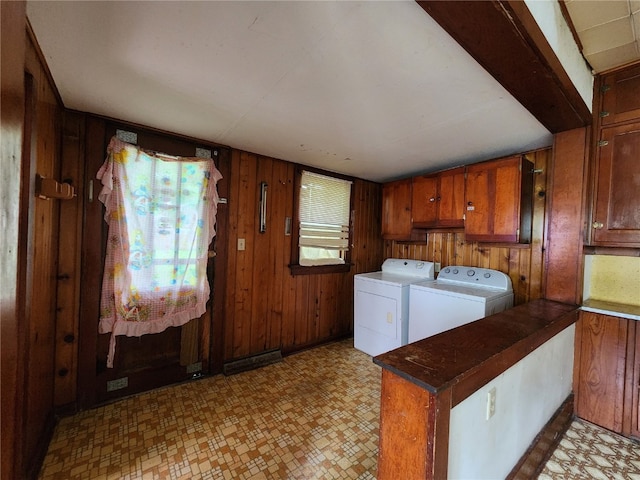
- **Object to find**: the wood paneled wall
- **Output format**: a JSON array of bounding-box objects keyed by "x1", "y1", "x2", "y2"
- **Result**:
[
  {"x1": 223, "y1": 150, "x2": 384, "y2": 361},
  {"x1": 12, "y1": 26, "x2": 63, "y2": 479},
  {"x1": 385, "y1": 148, "x2": 550, "y2": 306},
  {"x1": 1, "y1": 3, "x2": 27, "y2": 479}
]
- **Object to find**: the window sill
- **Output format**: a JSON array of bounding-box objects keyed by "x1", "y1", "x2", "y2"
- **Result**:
[{"x1": 289, "y1": 263, "x2": 352, "y2": 276}]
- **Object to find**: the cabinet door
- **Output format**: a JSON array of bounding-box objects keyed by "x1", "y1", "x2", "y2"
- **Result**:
[
  {"x1": 575, "y1": 311, "x2": 629, "y2": 433},
  {"x1": 437, "y1": 167, "x2": 465, "y2": 227},
  {"x1": 600, "y1": 64, "x2": 640, "y2": 126},
  {"x1": 382, "y1": 178, "x2": 412, "y2": 240},
  {"x1": 592, "y1": 123, "x2": 640, "y2": 246},
  {"x1": 411, "y1": 174, "x2": 438, "y2": 227},
  {"x1": 465, "y1": 156, "x2": 531, "y2": 242},
  {"x1": 464, "y1": 164, "x2": 492, "y2": 239}
]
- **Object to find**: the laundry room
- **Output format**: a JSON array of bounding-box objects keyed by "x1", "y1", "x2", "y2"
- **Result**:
[{"x1": 6, "y1": 1, "x2": 640, "y2": 479}]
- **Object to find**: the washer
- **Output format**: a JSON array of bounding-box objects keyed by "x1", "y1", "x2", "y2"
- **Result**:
[
  {"x1": 408, "y1": 266, "x2": 513, "y2": 343},
  {"x1": 354, "y1": 258, "x2": 435, "y2": 356}
]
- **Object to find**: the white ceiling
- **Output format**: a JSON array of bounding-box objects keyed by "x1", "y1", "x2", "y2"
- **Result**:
[{"x1": 25, "y1": 1, "x2": 582, "y2": 182}]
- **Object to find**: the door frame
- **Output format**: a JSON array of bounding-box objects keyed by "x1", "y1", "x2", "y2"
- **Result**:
[{"x1": 76, "y1": 115, "x2": 229, "y2": 408}]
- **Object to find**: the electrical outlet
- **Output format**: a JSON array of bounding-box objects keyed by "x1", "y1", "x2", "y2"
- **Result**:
[
  {"x1": 486, "y1": 387, "x2": 496, "y2": 420},
  {"x1": 107, "y1": 377, "x2": 128, "y2": 392},
  {"x1": 237, "y1": 238, "x2": 246, "y2": 251}
]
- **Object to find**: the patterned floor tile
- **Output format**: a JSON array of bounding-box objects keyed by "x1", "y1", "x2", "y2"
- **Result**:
[
  {"x1": 38, "y1": 340, "x2": 640, "y2": 479},
  {"x1": 39, "y1": 340, "x2": 381, "y2": 480},
  {"x1": 538, "y1": 419, "x2": 640, "y2": 479}
]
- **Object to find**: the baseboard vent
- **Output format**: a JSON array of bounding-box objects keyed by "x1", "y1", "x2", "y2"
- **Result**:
[{"x1": 223, "y1": 349, "x2": 282, "y2": 376}]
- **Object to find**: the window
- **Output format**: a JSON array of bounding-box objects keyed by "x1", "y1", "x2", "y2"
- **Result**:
[{"x1": 291, "y1": 168, "x2": 353, "y2": 274}]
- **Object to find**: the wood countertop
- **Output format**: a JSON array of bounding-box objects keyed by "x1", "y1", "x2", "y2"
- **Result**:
[{"x1": 373, "y1": 299, "x2": 579, "y2": 407}]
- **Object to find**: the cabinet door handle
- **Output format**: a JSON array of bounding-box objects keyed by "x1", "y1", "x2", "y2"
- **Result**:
[
  {"x1": 429, "y1": 197, "x2": 436, "y2": 202},
  {"x1": 592, "y1": 221, "x2": 604, "y2": 229},
  {"x1": 467, "y1": 201, "x2": 473, "y2": 206}
]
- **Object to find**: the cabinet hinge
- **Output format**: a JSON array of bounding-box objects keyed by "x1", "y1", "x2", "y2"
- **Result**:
[
  {"x1": 599, "y1": 111, "x2": 609, "y2": 118},
  {"x1": 598, "y1": 140, "x2": 609, "y2": 147},
  {"x1": 600, "y1": 84, "x2": 610, "y2": 93}
]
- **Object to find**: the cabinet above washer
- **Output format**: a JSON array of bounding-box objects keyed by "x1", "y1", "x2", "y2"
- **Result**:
[{"x1": 411, "y1": 166, "x2": 465, "y2": 229}]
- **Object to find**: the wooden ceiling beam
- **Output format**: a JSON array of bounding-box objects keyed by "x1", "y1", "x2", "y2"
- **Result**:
[{"x1": 417, "y1": 0, "x2": 592, "y2": 133}]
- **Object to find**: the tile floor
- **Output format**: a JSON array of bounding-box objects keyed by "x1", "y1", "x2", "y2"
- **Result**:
[
  {"x1": 39, "y1": 339, "x2": 640, "y2": 479},
  {"x1": 38, "y1": 340, "x2": 380, "y2": 480},
  {"x1": 539, "y1": 418, "x2": 640, "y2": 479}
]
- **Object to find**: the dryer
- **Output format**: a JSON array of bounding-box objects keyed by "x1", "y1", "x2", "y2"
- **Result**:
[
  {"x1": 354, "y1": 259, "x2": 435, "y2": 356},
  {"x1": 408, "y1": 266, "x2": 513, "y2": 343}
]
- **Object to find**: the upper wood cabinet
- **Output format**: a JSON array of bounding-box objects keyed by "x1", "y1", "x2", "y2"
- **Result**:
[
  {"x1": 600, "y1": 64, "x2": 640, "y2": 126},
  {"x1": 590, "y1": 62, "x2": 640, "y2": 247},
  {"x1": 382, "y1": 178, "x2": 412, "y2": 240},
  {"x1": 411, "y1": 167, "x2": 465, "y2": 228},
  {"x1": 592, "y1": 122, "x2": 640, "y2": 246},
  {"x1": 464, "y1": 155, "x2": 534, "y2": 243}
]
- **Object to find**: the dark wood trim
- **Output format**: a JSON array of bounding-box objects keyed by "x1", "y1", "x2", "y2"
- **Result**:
[
  {"x1": 623, "y1": 319, "x2": 637, "y2": 437},
  {"x1": 17, "y1": 70, "x2": 37, "y2": 480},
  {"x1": 507, "y1": 394, "x2": 574, "y2": 480},
  {"x1": 1, "y1": 4, "x2": 27, "y2": 479},
  {"x1": 68, "y1": 108, "x2": 230, "y2": 152},
  {"x1": 289, "y1": 263, "x2": 352, "y2": 276},
  {"x1": 557, "y1": 1, "x2": 584, "y2": 53},
  {"x1": 416, "y1": 0, "x2": 592, "y2": 133},
  {"x1": 543, "y1": 127, "x2": 590, "y2": 304},
  {"x1": 210, "y1": 147, "x2": 231, "y2": 375},
  {"x1": 77, "y1": 114, "x2": 105, "y2": 409},
  {"x1": 25, "y1": 18, "x2": 64, "y2": 107}
]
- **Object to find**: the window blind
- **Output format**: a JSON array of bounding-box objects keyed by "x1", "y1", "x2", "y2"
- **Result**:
[{"x1": 299, "y1": 171, "x2": 352, "y2": 265}]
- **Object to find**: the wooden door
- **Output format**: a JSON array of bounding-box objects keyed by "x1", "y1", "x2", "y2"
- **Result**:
[
  {"x1": 382, "y1": 178, "x2": 412, "y2": 240},
  {"x1": 436, "y1": 167, "x2": 465, "y2": 227},
  {"x1": 78, "y1": 119, "x2": 228, "y2": 407},
  {"x1": 411, "y1": 174, "x2": 438, "y2": 227},
  {"x1": 592, "y1": 122, "x2": 640, "y2": 246},
  {"x1": 575, "y1": 311, "x2": 628, "y2": 433}
]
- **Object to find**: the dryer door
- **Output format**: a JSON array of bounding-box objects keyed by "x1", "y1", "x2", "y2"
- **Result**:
[{"x1": 354, "y1": 288, "x2": 401, "y2": 356}]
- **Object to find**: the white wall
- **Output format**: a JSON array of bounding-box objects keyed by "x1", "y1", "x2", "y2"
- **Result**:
[
  {"x1": 447, "y1": 324, "x2": 575, "y2": 479},
  {"x1": 525, "y1": 0, "x2": 593, "y2": 111}
]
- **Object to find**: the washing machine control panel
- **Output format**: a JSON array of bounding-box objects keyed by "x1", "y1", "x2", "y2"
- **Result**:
[{"x1": 438, "y1": 266, "x2": 511, "y2": 290}]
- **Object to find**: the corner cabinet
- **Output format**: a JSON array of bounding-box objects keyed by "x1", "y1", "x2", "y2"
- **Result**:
[
  {"x1": 411, "y1": 167, "x2": 465, "y2": 228},
  {"x1": 382, "y1": 178, "x2": 412, "y2": 240},
  {"x1": 464, "y1": 155, "x2": 534, "y2": 243},
  {"x1": 590, "y1": 62, "x2": 640, "y2": 247}
]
